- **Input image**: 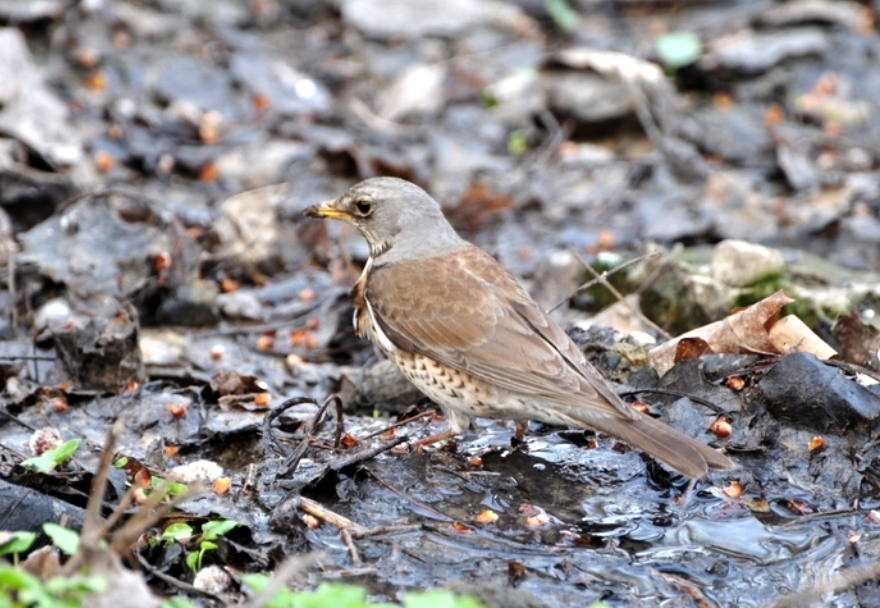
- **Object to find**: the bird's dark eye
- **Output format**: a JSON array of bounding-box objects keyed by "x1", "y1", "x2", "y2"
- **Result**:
[{"x1": 354, "y1": 198, "x2": 374, "y2": 216}]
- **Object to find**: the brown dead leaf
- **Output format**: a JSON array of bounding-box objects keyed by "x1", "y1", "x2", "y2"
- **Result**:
[
  {"x1": 833, "y1": 311, "x2": 880, "y2": 372},
  {"x1": 218, "y1": 393, "x2": 271, "y2": 411},
  {"x1": 649, "y1": 290, "x2": 794, "y2": 376},
  {"x1": 210, "y1": 370, "x2": 262, "y2": 396},
  {"x1": 674, "y1": 337, "x2": 713, "y2": 363},
  {"x1": 450, "y1": 183, "x2": 513, "y2": 232},
  {"x1": 508, "y1": 561, "x2": 527, "y2": 586},
  {"x1": 20, "y1": 545, "x2": 63, "y2": 579}
]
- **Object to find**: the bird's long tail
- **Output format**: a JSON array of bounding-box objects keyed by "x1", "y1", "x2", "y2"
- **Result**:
[{"x1": 591, "y1": 412, "x2": 735, "y2": 479}]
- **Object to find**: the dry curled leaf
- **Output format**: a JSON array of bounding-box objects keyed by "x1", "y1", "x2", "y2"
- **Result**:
[
  {"x1": 833, "y1": 310, "x2": 880, "y2": 372},
  {"x1": 768, "y1": 315, "x2": 837, "y2": 360},
  {"x1": 649, "y1": 290, "x2": 795, "y2": 376},
  {"x1": 450, "y1": 183, "x2": 513, "y2": 232},
  {"x1": 508, "y1": 562, "x2": 527, "y2": 586},
  {"x1": 210, "y1": 370, "x2": 261, "y2": 396},
  {"x1": 674, "y1": 337, "x2": 712, "y2": 363},
  {"x1": 340, "y1": 433, "x2": 361, "y2": 448}
]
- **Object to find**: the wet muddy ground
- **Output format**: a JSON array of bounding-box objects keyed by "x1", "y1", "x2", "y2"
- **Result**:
[{"x1": 2, "y1": 0, "x2": 880, "y2": 606}]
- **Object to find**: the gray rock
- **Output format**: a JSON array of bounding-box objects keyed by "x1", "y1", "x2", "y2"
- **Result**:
[{"x1": 710, "y1": 239, "x2": 785, "y2": 287}]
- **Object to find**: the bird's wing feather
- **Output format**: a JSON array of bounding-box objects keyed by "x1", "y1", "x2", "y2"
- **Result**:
[{"x1": 367, "y1": 245, "x2": 633, "y2": 419}]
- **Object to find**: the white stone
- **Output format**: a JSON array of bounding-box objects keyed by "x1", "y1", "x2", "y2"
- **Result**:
[{"x1": 710, "y1": 239, "x2": 784, "y2": 287}]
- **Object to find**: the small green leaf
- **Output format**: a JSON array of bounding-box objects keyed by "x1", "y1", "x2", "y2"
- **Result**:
[
  {"x1": 42, "y1": 523, "x2": 80, "y2": 555},
  {"x1": 242, "y1": 573, "x2": 300, "y2": 608},
  {"x1": 185, "y1": 551, "x2": 200, "y2": 574},
  {"x1": 49, "y1": 438, "x2": 80, "y2": 462},
  {"x1": 167, "y1": 482, "x2": 189, "y2": 495},
  {"x1": 404, "y1": 590, "x2": 488, "y2": 608},
  {"x1": 44, "y1": 575, "x2": 107, "y2": 596},
  {"x1": 201, "y1": 520, "x2": 239, "y2": 541},
  {"x1": 161, "y1": 523, "x2": 194, "y2": 543},
  {"x1": 241, "y1": 573, "x2": 270, "y2": 593},
  {"x1": 152, "y1": 477, "x2": 189, "y2": 496},
  {"x1": 113, "y1": 457, "x2": 129, "y2": 468},
  {"x1": 21, "y1": 439, "x2": 80, "y2": 473},
  {"x1": 162, "y1": 598, "x2": 199, "y2": 608},
  {"x1": 16, "y1": 586, "x2": 53, "y2": 606},
  {"x1": 655, "y1": 32, "x2": 703, "y2": 69},
  {"x1": 544, "y1": 0, "x2": 579, "y2": 33},
  {"x1": 296, "y1": 584, "x2": 368, "y2": 608},
  {"x1": 200, "y1": 540, "x2": 218, "y2": 552},
  {"x1": 0, "y1": 565, "x2": 42, "y2": 590},
  {"x1": 0, "y1": 531, "x2": 37, "y2": 556},
  {"x1": 19, "y1": 454, "x2": 56, "y2": 473},
  {"x1": 507, "y1": 130, "x2": 527, "y2": 156},
  {"x1": 479, "y1": 89, "x2": 498, "y2": 108}
]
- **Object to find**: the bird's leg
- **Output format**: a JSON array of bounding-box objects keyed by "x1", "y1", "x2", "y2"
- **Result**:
[
  {"x1": 679, "y1": 476, "x2": 697, "y2": 509},
  {"x1": 412, "y1": 408, "x2": 470, "y2": 448}
]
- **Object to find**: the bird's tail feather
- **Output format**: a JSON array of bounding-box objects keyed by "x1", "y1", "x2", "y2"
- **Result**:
[{"x1": 590, "y1": 412, "x2": 735, "y2": 479}]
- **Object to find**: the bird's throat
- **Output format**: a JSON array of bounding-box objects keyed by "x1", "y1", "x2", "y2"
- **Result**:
[{"x1": 370, "y1": 240, "x2": 391, "y2": 258}]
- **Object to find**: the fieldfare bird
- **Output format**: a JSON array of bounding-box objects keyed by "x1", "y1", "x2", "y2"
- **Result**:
[{"x1": 304, "y1": 177, "x2": 734, "y2": 478}]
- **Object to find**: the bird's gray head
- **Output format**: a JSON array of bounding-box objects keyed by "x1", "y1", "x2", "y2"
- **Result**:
[{"x1": 303, "y1": 177, "x2": 464, "y2": 259}]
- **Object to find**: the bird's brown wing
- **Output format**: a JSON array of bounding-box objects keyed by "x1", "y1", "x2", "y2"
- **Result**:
[{"x1": 366, "y1": 245, "x2": 633, "y2": 420}]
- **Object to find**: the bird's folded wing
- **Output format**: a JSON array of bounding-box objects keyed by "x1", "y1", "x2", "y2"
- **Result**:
[{"x1": 367, "y1": 245, "x2": 632, "y2": 419}]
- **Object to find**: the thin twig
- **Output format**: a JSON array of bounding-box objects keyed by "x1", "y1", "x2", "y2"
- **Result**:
[
  {"x1": 94, "y1": 485, "x2": 136, "y2": 540},
  {"x1": 619, "y1": 387, "x2": 725, "y2": 414},
  {"x1": 360, "y1": 410, "x2": 436, "y2": 440},
  {"x1": 0, "y1": 410, "x2": 38, "y2": 432},
  {"x1": 134, "y1": 550, "x2": 223, "y2": 602},
  {"x1": 327, "y1": 434, "x2": 411, "y2": 472},
  {"x1": 273, "y1": 395, "x2": 342, "y2": 479},
  {"x1": 763, "y1": 559, "x2": 880, "y2": 608},
  {"x1": 546, "y1": 250, "x2": 661, "y2": 313},
  {"x1": 60, "y1": 419, "x2": 124, "y2": 575},
  {"x1": 109, "y1": 480, "x2": 204, "y2": 553},
  {"x1": 824, "y1": 359, "x2": 880, "y2": 384},
  {"x1": 0, "y1": 208, "x2": 17, "y2": 334},
  {"x1": 776, "y1": 507, "x2": 858, "y2": 527},
  {"x1": 330, "y1": 394, "x2": 344, "y2": 448},
  {"x1": 262, "y1": 396, "x2": 319, "y2": 456},
  {"x1": 569, "y1": 247, "x2": 672, "y2": 339},
  {"x1": 633, "y1": 243, "x2": 682, "y2": 297},
  {"x1": 295, "y1": 495, "x2": 370, "y2": 535},
  {"x1": 340, "y1": 529, "x2": 362, "y2": 565}
]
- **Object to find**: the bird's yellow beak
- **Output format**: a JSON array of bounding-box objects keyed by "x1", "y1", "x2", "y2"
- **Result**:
[{"x1": 303, "y1": 198, "x2": 349, "y2": 220}]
